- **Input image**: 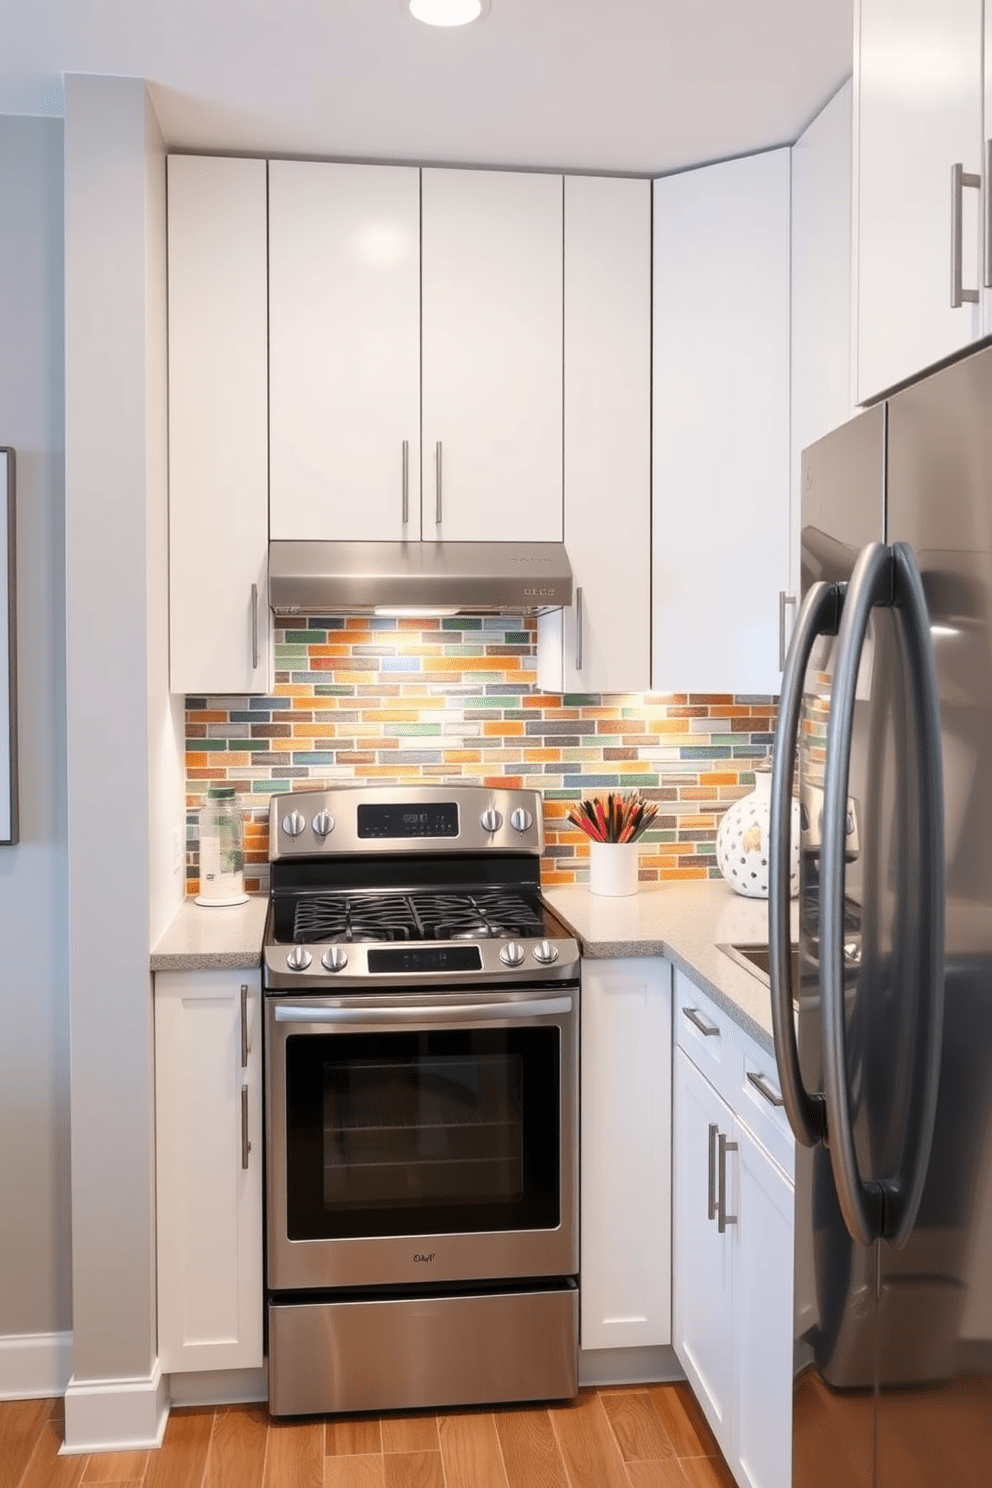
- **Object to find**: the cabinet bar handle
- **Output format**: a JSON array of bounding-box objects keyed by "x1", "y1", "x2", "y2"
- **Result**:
[
  {"x1": 707, "y1": 1122, "x2": 719, "y2": 1221},
  {"x1": 240, "y1": 983, "x2": 249, "y2": 1069},
  {"x1": 435, "y1": 441, "x2": 443, "y2": 524},
  {"x1": 778, "y1": 591, "x2": 797, "y2": 670},
  {"x1": 250, "y1": 583, "x2": 259, "y2": 670},
  {"x1": 951, "y1": 163, "x2": 981, "y2": 307},
  {"x1": 575, "y1": 586, "x2": 584, "y2": 671},
  {"x1": 747, "y1": 1069, "x2": 785, "y2": 1107},
  {"x1": 985, "y1": 141, "x2": 992, "y2": 289},
  {"x1": 241, "y1": 1085, "x2": 250, "y2": 1169},
  {"x1": 717, "y1": 1132, "x2": 738, "y2": 1233},
  {"x1": 402, "y1": 439, "x2": 410, "y2": 525},
  {"x1": 683, "y1": 1005, "x2": 720, "y2": 1037}
]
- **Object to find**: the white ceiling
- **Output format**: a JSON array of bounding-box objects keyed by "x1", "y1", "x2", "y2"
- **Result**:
[{"x1": 1, "y1": 0, "x2": 853, "y2": 175}]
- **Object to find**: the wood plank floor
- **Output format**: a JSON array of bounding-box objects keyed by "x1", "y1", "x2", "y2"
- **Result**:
[{"x1": 1, "y1": 1385, "x2": 737, "y2": 1488}]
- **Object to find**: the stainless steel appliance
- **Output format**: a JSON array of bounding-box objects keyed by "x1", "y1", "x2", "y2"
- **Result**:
[
  {"x1": 770, "y1": 345, "x2": 992, "y2": 1486},
  {"x1": 262, "y1": 784, "x2": 580, "y2": 1417}
]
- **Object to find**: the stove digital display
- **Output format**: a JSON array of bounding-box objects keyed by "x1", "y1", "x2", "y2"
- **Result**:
[
  {"x1": 357, "y1": 802, "x2": 459, "y2": 839},
  {"x1": 367, "y1": 946, "x2": 483, "y2": 975}
]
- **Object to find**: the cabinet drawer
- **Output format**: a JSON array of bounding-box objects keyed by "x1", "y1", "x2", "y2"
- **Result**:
[
  {"x1": 673, "y1": 970, "x2": 743, "y2": 1108},
  {"x1": 737, "y1": 1038, "x2": 794, "y2": 1182}
]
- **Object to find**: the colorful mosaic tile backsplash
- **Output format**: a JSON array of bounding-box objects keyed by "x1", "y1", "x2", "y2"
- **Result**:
[{"x1": 185, "y1": 617, "x2": 778, "y2": 896}]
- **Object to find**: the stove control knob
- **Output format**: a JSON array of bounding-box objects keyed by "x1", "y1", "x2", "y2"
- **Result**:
[
  {"x1": 510, "y1": 807, "x2": 534, "y2": 834},
  {"x1": 321, "y1": 946, "x2": 349, "y2": 973},
  {"x1": 480, "y1": 807, "x2": 504, "y2": 834},
  {"x1": 312, "y1": 810, "x2": 335, "y2": 838},
  {"x1": 499, "y1": 940, "x2": 526, "y2": 967},
  {"x1": 286, "y1": 945, "x2": 313, "y2": 972},
  {"x1": 282, "y1": 810, "x2": 307, "y2": 838},
  {"x1": 533, "y1": 939, "x2": 559, "y2": 965}
]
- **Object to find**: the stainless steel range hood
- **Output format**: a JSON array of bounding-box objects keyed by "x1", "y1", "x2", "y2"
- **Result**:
[{"x1": 268, "y1": 541, "x2": 573, "y2": 617}]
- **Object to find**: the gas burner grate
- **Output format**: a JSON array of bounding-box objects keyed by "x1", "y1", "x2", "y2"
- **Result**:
[
  {"x1": 289, "y1": 888, "x2": 546, "y2": 944},
  {"x1": 292, "y1": 894, "x2": 419, "y2": 945},
  {"x1": 409, "y1": 889, "x2": 545, "y2": 942}
]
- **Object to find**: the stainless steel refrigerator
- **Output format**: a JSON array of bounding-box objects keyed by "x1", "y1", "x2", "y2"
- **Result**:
[{"x1": 769, "y1": 343, "x2": 992, "y2": 1488}]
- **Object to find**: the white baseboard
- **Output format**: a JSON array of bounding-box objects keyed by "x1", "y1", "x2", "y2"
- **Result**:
[
  {"x1": 167, "y1": 1363, "x2": 268, "y2": 1407},
  {"x1": 61, "y1": 1359, "x2": 169, "y2": 1454},
  {"x1": 0, "y1": 1331, "x2": 73, "y2": 1400},
  {"x1": 578, "y1": 1343, "x2": 684, "y2": 1387}
]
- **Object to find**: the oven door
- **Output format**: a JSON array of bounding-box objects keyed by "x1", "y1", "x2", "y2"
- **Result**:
[{"x1": 265, "y1": 987, "x2": 578, "y2": 1291}]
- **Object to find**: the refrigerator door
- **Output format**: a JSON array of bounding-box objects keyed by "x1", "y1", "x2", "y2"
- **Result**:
[
  {"x1": 878, "y1": 345, "x2": 992, "y2": 1487},
  {"x1": 790, "y1": 406, "x2": 887, "y2": 1488}
]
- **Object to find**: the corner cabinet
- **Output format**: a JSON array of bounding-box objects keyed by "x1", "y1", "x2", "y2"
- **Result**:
[
  {"x1": 854, "y1": 0, "x2": 992, "y2": 404},
  {"x1": 166, "y1": 155, "x2": 271, "y2": 695},
  {"x1": 537, "y1": 176, "x2": 651, "y2": 695},
  {"x1": 651, "y1": 149, "x2": 792, "y2": 696},
  {"x1": 580, "y1": 958, "x2": 672, "y2": 1350},
  {"x1": 154, "y1": 969, "x2": 263, "y2": 1374},
  {"x1": 672, "y1": 971, "x2": 794, "y2": 1488}
]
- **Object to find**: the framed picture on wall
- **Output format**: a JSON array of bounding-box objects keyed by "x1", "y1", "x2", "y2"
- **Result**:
[{"x1": 1, "y1": 448, "x2": 17, "y2": 845}]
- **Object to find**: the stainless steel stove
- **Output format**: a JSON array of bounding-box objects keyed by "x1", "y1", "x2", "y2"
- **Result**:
[{"x1": 262, "y1": 784, "x2": 580, "y2": 1418}]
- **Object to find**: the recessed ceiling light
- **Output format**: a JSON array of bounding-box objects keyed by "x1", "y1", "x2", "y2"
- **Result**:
[{"x1": 406, "y1": 0, "x2": 491, "y2": 27}]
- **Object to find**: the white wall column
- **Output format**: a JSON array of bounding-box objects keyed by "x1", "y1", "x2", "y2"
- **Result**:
[{"x1": 62, "y1": 73, "x2": 174, "y2": 1451}]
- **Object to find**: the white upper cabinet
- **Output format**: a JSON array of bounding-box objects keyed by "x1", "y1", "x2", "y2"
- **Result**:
[
  {"x1": 537, "y1": 175, "x2": 651, "y2": 695},
  {"x1": 268, "y1": 161, "x2": 421, "y2": 541},
  {"x1": 421, "y1": 168, "x2": 564, "y2": 543},
  {"x1": 167, "y1": 155, "x2": 271, "y2": 695},
  {"x1": 652, "y1": 149, "x2": 791, "y2": 696},
  {"x1": 791, "y1": 80, "x2": 854, "y2": 599},
  {"x1": 855, "y1": 0, "x2": 988, "y2": 404}
]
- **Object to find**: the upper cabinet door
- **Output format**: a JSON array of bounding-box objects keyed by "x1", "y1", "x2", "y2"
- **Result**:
[
  {"x1": 269, "y1": 161, "x2": 421, "y2": 540},
  {"x1": 421, "y1": 169, "x2": 564, "y2": 542},
  {"x1": 553, "y1": 175, "x2": 651, "y2": 695},
  {"x1": 652, "y1": 149, "x2": 791, "y2": 696},
  {"x1": 167, "y1": 155, "x2": 271, "y2": 695},
  {"x1": 855, "y1": 0, "x2": 984, "y2": 403}
]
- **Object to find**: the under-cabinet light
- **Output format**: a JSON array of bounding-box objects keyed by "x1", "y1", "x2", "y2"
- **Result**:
[{"x1": 374, "y1": 606, "x2": 463, "y2": 618}]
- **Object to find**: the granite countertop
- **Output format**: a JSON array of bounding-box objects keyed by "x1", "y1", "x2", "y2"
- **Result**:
[
  {"x1": 544, "y1": 879, "x2": 794, "y2": 1054},
  {"x1": 150, "y1": 895, "x2": 269, "y2": 972},
  {"x1": 149, "y1": 879, "x2": 790, "y2": 1056}
]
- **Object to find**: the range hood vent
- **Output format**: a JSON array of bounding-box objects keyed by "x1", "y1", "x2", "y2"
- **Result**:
[{"x1": 268, "y1": 541, "x2": 573, "y2": 617}]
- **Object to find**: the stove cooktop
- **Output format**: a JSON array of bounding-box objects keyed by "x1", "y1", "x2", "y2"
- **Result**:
[{"x1": 276, "y1": 888, "x2": 549, "y2": 947}]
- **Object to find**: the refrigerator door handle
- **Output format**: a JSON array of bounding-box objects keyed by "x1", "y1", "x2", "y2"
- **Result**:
[
  {"x1": 822, "y1": 543, "x2": 892, "y2": 1245},
  {"x1": 769, "y1": 579, "x2": 842, "y2": 1147},
  {"x1": 886, "y1": 542, "x2": 946, "y2": 1248}
]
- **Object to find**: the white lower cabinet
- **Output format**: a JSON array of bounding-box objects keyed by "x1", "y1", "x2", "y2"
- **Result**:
[
  {"x1": 154, "y1": 969, "x2": 263, "y2": 1374},
  {"x1": 580, "y1": 958, "x2": 672, "y2": 1350},
  {"x1": 673, "y1": 975, "x2": 794, "y2": 1488}
]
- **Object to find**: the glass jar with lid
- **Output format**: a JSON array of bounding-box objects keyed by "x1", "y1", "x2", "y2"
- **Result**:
[{"x1": 195, "y1": 786, "x2": 248, "y2": 906}]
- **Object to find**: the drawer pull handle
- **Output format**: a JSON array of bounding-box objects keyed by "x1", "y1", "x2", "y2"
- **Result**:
[
  {"x1": 241, "y1": 1085, "x2": 250, "y2": 1170},
  {"x1": 747, "y1": 1070, "x2": 784, "y2": 1107},
  {"x1": 240, "y1": 982, "x2": 249, "y2": 1069},
  {"x1": 683, "y1": 1006, "x2": 720, "y2": 1037}
]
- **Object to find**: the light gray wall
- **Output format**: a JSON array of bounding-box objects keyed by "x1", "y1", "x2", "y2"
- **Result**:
[
  {"x1": 0, "y1": 115, "x2": 71, "y2": 1342},
  {"x1": 64, "y1": 74, "x2": 173, "y2": 1386}
]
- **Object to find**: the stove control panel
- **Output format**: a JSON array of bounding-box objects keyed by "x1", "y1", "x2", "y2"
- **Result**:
[{"x1": 270, "y1": 785, "x2": 545, "y2": 859}]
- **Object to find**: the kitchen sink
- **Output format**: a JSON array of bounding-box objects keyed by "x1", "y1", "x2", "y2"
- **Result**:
[{"x1": 717, "y1": 941, "x2": 798, "y2": 987}]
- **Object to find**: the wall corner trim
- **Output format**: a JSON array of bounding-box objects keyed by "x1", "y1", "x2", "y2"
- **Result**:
[
  {"x1": 0, "y1": 1331, "x2": 73, "y2": 1401},
  {"x1": 61, "y1": 1359, "x2": 168, "y2": 1453}
]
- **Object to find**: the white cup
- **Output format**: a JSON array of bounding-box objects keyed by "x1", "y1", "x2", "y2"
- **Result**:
[{"x1": 588, "y1": 841, "x2": 640, "y2": 897}]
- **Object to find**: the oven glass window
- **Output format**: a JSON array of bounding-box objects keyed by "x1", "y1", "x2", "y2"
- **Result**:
[{"x1": 284, "y1": 1028, "x2": 560, "y2": 1240}]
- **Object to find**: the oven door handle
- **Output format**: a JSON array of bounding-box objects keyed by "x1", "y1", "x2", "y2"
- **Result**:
[{"x1": 274, "y1": 995, "x2": 574, "y2": 1024}]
